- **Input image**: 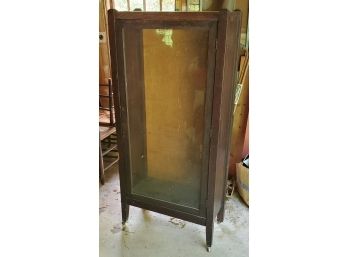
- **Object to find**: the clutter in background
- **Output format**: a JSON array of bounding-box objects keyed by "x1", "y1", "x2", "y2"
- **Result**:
[
  {"x1": 228, "y1": 52, "x2": 249, "y2": 177},
  {"x1": 236, "y1": 154, "x2": 249, "y2": 206}
]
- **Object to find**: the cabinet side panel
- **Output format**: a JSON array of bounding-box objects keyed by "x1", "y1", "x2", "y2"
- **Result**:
[
  {"x1": 212, "y1": 10, "x2": 242, "y2": 218},
  {"x1": 108, "y1": 9, "x2": 130, "y2": 202}
]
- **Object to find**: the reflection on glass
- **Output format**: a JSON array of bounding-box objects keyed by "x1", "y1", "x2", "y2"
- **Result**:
[
  {"x1": 125, "y1": 28, "x2": 209, "y2": 209},
  {"x1": 155, "y1": 29, "x2": 173, "y2": 47}
]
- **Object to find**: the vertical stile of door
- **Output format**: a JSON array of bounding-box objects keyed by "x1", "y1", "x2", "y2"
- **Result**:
[
  {"x1": 108, "y1": 8, "x2": 128, "y2": 206},
  {"x1": 204, "y1": 8, "x2": 242, "y2": 226},
  {"x1": 205, "y1": 9, "x2": 228, "y2": 234},
  {"x1": 198, "y1": 21, "x2": 218, "y2": 217},
  {"x1": 219, "y1": 10, "x2": 242, "y2": 218}
]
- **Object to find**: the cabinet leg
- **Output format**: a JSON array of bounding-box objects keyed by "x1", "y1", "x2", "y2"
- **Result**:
[
  {"x1": 206, "y1": 220, "x2": 214, "y2": 251},
  {"x1": 121, "y1": 202, "x2": 129, "y2": 225},
  {"x1": 217, "y1": 203, "x2": 225, "y2": 223}
]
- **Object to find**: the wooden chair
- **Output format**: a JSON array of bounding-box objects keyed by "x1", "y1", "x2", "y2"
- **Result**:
[{"x1": 99, "y1": 78, "x2": 119, "y2": 184}]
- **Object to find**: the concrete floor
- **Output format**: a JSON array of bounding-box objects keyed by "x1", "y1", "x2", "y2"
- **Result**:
[{"x1": 100, "y1": 164, "x2": 249, "y2": 257}]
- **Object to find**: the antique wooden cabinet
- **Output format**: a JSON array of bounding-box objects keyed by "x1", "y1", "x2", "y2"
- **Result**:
[{"x1": 107, "y1": 9, "x2": 241, "y2": 251}]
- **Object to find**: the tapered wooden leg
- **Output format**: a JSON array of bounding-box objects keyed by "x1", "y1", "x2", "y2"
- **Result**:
[
  {"x1": 121, "y1": 202, "x2": 129, "y2": 225},
  {"x1": 217, "y1": 202, "x2": 225, "y2": 223},
  {"x1": 206, "y1": 220, "x2": 214, "y2": 251}
]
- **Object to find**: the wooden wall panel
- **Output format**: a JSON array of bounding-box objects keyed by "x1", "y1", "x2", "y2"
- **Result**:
[
  {"x1": 235, "y1": 0, "x2": 248, "y2": 33},
  {"x1": 99, "y1": 0, "x2": 112, "y2": 108},
  {"x1": 99, "y1": 0, "x2": 111, "y2": 85}
]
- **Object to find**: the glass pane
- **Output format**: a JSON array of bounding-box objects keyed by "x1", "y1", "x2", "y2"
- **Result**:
[
  {"x1": 124, "y1": 28, "x2": 209, "y2": 209},
  {"x1": 115, "y1": 0, "x2": 128, "y2": 11},
  {"x1": 146, "y1": 0, "x2": 160, "y2": 11}
]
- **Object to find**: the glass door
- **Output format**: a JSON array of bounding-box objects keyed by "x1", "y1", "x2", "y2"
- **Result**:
[{"x1": 119, "y1": 20, "x2": 217, "y2": 213}]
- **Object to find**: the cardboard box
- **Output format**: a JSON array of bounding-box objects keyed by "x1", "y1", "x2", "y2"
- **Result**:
[{"x1": 236, "y1": 162, "x2": 249, "y2": 206}]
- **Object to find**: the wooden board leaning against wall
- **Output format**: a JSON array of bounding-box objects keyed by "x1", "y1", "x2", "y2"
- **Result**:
[{"x1": 229, "y1": 53, "x2": 249, "y2": 177}]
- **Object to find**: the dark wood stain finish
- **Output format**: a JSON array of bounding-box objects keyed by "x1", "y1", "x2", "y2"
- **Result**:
[
  {"x1": 107, "y1": 9, "x2": 241, "y2": 251},
  {"x1": 115, "y1": 11, "x2": 220, "y2": 21}
]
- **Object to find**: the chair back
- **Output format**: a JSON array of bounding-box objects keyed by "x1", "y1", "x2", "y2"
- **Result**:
[{"x1": 99, "y1": 78, "x2": 115, "y2": 126}]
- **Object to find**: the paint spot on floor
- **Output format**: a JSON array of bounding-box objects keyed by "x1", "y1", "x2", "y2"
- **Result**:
[
  {"x1": 99, "y1": 206, "x2": 107, "y2": 214},
  {"x1": 110, "y1": 225, "x2": 121, "y2": 234},
  {"x1": 169, "y1": 217, "x2": 186, "y2": 228}
]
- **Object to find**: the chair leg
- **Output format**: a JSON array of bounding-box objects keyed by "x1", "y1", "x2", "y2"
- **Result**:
[{"x1": 99, "y1": 139, "x2": 105, "y2": 185}]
